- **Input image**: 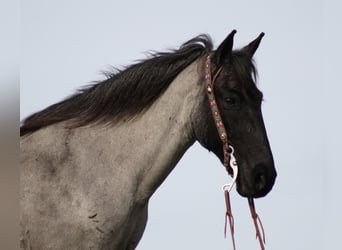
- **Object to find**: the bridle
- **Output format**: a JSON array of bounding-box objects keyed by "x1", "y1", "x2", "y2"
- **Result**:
[{"x1": 204, "y1": 55, "x2": 266, "y2": 250}]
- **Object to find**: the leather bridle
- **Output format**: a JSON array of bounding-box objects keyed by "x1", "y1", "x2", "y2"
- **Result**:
[{"x1": 204, "y1": 55, "x2": 266, "y2": 250}]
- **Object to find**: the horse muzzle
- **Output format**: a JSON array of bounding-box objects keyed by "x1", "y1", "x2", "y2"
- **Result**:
[{"x1": 236, "y1": 162, "x2": 277, "y2": 198}]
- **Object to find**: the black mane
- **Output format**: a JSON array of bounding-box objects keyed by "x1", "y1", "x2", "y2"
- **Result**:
[{"x1": 20, "y1": 35, "x2": 213, "y2": 136}]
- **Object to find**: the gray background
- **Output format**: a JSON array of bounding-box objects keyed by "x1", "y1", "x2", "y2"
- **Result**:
[{"x1": 20, "y1": 0, "x2": 341, "y2": 249}]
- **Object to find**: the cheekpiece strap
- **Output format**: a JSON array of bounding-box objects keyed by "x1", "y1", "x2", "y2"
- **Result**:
[{"x1": 204, "y1": 55, "x2": 233, "y2": 176}]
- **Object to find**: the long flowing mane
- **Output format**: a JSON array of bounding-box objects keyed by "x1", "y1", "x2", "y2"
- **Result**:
[{"x1": 20, "y1": 35, "x2": 213, "y2": 136}]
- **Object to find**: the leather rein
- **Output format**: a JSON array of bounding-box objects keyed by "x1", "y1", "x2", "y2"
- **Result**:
[{"x1": 204, "y1": 55, "x2": 266, "y2": 250}]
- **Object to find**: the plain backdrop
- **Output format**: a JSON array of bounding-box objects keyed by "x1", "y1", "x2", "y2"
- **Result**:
[{"x1": 19, "y1": 1, "x2": 341, "y2": 249}]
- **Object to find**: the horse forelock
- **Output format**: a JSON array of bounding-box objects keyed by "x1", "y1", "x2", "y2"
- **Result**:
[{"x1": 228, "y1": 50, "x2": 263, "y2": 103}]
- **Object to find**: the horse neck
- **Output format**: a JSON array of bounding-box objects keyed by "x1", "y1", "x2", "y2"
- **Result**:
[{"x1": 102, "y1": 58, "x2": 205, "y2": 202}]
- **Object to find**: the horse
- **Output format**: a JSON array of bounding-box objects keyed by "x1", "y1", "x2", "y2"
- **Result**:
[{"x1": 20, "y1": 30, "x2": 277, "y2": 249}]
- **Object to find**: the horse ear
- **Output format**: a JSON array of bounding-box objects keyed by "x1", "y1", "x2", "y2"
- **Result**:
[
  {"x1": 242, "y1": 32, "x2": 265, "y2": 57},
  {"x1": 213, "y1": 30, "x2": 237, "y2": 65}
]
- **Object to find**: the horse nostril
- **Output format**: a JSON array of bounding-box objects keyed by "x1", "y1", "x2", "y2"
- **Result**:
[
  {"x1": 252, "y1": 164, "x2": 274, "y2": 196},
  {"x1": 255, "y1": 171, "x2": 267, "y2": 192}
]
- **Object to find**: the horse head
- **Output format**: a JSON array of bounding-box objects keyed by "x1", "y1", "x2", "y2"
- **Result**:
[{"x1": 193, "y1": 30, "x2": 277, "y2": 198}]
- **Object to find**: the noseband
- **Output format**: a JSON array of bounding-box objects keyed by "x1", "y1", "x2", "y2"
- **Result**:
[{"x1": 204, "y1": 55, "x2": 266, "y2": 250}]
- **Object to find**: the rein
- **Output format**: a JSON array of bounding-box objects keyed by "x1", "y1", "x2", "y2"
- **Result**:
[{"x1": 204, "y1": 55, "x2": 266, "y2": 250}]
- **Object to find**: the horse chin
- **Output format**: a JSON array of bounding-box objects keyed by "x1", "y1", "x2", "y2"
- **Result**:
[{"x1": 236, "y1": 185, "x2": 272, "y2": 198}]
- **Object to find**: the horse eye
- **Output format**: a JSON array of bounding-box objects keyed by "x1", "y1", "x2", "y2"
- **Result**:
[{"x1": 225, "y1": 97, "x2": 237, "y2": 106}]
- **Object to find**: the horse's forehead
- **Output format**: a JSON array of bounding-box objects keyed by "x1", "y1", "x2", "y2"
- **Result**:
[{"x1": 221, "y1": 65, "x2": 256, "y2": 89}]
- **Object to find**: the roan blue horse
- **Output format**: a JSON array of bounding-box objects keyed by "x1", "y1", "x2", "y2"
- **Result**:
[{"x1": 20, "y1": 30, "x2": 276, "y2": 249}]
